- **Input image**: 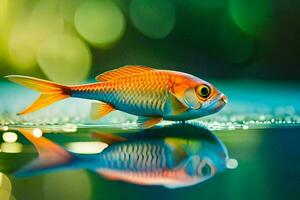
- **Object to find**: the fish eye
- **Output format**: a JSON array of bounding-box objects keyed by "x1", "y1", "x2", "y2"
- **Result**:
[{"x1": 196, "y1": 85, "x2": 211, "y2": 98}]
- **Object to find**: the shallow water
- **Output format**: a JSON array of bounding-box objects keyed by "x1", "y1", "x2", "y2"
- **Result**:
[{"x1": 0, "y1": 80, "x2": 300, "y2": 200}]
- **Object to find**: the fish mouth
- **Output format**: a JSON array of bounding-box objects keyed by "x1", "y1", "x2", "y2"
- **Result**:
[
  {"x1": 220, "y1": 94, "x2": 228, "y2": 104},
  {"x1": 218, "y1": 94, "x2": 228, "y2": 106},
  {"x1": 203, "y1": 94, "x2": 228, "y2": 113},
  {"x1": 213, "y1": 94, "x2": 228, "y2": 110}
]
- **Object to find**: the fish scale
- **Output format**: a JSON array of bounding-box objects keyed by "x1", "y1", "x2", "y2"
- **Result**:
[
  {"x1": 98, "y1": 141, "x2": 173, "y2": 172},
  {"x1": 71, "y1": 71, "x2": 171, "y2": 116},
  {"x1": 108, "y1": 72, "x2": 170, "y2": 115}
]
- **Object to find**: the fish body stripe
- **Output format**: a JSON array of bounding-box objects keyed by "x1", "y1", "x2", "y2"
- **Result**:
[
  {"x1": 70, "y1": 71, "x2": 174, "y2": 116},
  {"x1": 98, "y1": 141, "x2": 174, "y2": 172}
]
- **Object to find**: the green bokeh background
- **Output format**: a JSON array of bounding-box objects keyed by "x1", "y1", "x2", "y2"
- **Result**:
[
  {"x1": 1, "y1": 0, "x2": 299, "y2": 82},
  {"x1": 0, "y1": 0, "x2": 300, "y2": 200}
]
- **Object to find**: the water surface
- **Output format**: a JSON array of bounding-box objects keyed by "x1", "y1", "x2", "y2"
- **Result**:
[{"x1": 0, "y1": 80, "x2": 300, "y2": 200}]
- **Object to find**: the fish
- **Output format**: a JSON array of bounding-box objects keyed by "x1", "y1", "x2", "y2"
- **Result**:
[
  {"x1": 16, "y1": 124, "x2": 229, "y2": 189},
  {"x1": 5, "y1": 66, "x2": 227, "y2": 128}
]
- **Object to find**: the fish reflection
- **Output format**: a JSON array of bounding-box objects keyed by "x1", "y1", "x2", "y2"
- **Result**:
[{"x1": 16, "y1": 124, "x2": 228, "y2": 188}]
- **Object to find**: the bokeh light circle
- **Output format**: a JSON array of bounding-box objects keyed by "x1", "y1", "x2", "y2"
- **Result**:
[
  {"x1": 37, "y1": 34, "x2": 91, "y2": 84},
  {"x1": 61, "y1": 0, "x2": 81, "y2": 22},
  {"x1": 74, "y1": 0, "x2": 125, "y2": 48},
  {"x1": 0, "y1": 189, "x2": 11, "y2": 200},
  {"x1": 226, "y1": 158, "x2": 238, "y2": 169},
  {"x1": 130, "y1": 0, "x2": 176, "y2": 39},
  {"x1": 8, "y1": 0, "x2": 64, "y2": 71},
  {"x1": 0, "y1": 143, "x2": 22, "y2": 153},
  {"x1": 8, "y1": 26, "x2": 39, "y2": 70},
  {"x1": 0, "y1": 172, "x2": 12, "y2": 193},
  {"x1": 0, "y1": 172, "x2": 14, "y2": 200},
  {"x1": 229, "y1": 0, "x2": 272, "y2": 36},
  {"x1": 32, "y1": 128, "x2": 43, "y2": 138},
  {"x1": 2, "y1": 132, "x2": 18, "y2": 143}
]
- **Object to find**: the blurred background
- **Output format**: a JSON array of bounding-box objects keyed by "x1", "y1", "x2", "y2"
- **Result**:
[
  {"x1": 1, "y1": 1, "x2": 300, "y2": 200},
  {"x1": 1, "y1": 0, "x2": 299, "y2": 84}
]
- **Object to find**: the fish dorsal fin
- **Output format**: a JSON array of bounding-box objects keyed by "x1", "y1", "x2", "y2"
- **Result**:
[
  {"x1": 169, "y1": 92, "x2": 189, "y2": 115},
  {"x1": 90, "y1": 102, "x2": 115, "y2": 120},
  {"x1": 95, "y1": 65, "x2": 155, "y2": 81},
  {"x1": 91, "y1": 132, "x2": 127, "y2": 145}
]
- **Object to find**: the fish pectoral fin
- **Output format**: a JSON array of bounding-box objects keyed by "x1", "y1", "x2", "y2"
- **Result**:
[
  {"x1": 184, "y1": 88, "x2": 201, "y2": 109},
  {"x1": 169, "y1": 91, "x2": 189, "y2": 115},
  {"x1": 91, "y1": 132, "x2": 127, "y2": 145},
  {"x1": 137, "y1": 116, "x2": 163, "y2": 129},
  {"x1": 164, "y1": 137, "x2": 188, "y2": 166},
  {"x1": 90, "y1": 102, "x2": 115, "y2": 120},
  {"x1": 95, "y1": 65, "x2": 155, "y2": 81}
]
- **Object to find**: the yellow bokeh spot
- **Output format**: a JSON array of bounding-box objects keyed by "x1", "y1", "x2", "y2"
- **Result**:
[
  {"x1": 0, "y1": 172, "x2": 12, "y2": 193},
  {"x1": 8, "y1": 0, "x2": 64, "y2": 71},
  {"x1": 0, "y1": 172, "x2": 15, "y2": 200},
  {"x1": 37, "y1": 34, "x2": 91, "y2": 84},
  {"x1": 2, "y1": 132, "x2": 18, "y2": 143},
  {"x1": 8, "y1": 26, "x2": 38, "y2": 70},
  {"x1": 1, "y1": 126, "x2": 9, "y2": 131},
  {"x1": 66, "y1": 142, "x2": 108, "y2": 154},
  {"x1": 74, "y1": 0, "x2": 125, "y2": 48},
  {"x1": 0, "y1": 0, "x2": 24, "y2": 64},
  {"x1": 0, "y1": 143, "x2": 22, "y2": 153},
  {"x1": 61, "y1": 0, "x2": 81, "y2": 22},
  {"x1": 0, "y1": 189, "x2": 11, "y2": 200}
]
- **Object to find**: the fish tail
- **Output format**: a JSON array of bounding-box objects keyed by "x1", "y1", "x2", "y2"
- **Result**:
[
  {"x1": 15, "y1": 129, "x2": 76, "y2": 177},
  {"x1": 5, "y1": 75, "x2": 70, "y2": 115}
]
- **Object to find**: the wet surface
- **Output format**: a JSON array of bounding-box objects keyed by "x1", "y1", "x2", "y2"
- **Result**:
[
  {"x1": 1, "y1": 126, "x2": 300, "y2": 200},
  {"x1": 0, "y1": 80, "x2": 300, "y2": 130}
]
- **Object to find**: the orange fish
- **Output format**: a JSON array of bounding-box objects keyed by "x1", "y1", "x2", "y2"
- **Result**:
[{"x1": 5, "y1": 66, "x2": 227, "y2": 128}]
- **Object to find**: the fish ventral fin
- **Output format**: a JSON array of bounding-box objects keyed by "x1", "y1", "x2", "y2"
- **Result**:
[
  {"x1": 137, "y1": 116, "x2": 163, "y2": 129},
  {"x1": 90, "y1": 102, "x2": 115, "y2": 120},
  {"x1": 16, "y1": 129, "x2": 73, "y2": 177},
  {"x1": 169, "y1": 91, "x2": 189, "y2": 115},
  {"x1": 95, "y1": 65, "x2": 155, "y2": 81},
  {"x1": 91, "y1": 132, "x2": 127, "y2": 145},
  {"x1": 4, "y1": 75, "x2": 70, "y2": 115}
]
